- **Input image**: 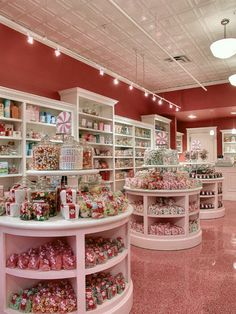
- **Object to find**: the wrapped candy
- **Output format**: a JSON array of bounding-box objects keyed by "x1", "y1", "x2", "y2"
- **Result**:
[
  {"x1": 20, "y1": 201, "x2": 34, "y2": 220},
  {"x1": 9, "y1": 293, "x2": 21, "y2": 310},
  {"x1": 33, "y1": 202, "x2": 49, "y2": 221},
  {"x1": 91, "y1": 201, "x2": 105, "y2": 219},
  {"x1": 17, "y1": 253, "x2": 29, "y2": 269},
  {"x1": 5, "y1": 202, "x2": 20, "y2": 217},
  {"x1": 6, "y1": 253, "x2": 18, "y2": 268},
  {"x1": 28, "y1": 254, "x2": 40, "y2": 270},
  {"x1": 86, "y1": 288, "x2": 97, "y2": 311},
  {"x1": 85, "y1": 248, "x2": 97, "y2": 268},
  {"x1": 62, "y1": 253, "x2": 76, "y2": 270},
  {"x1": 61, "y1": 203, "x2": 79, "y2": 220},
  {"x1": 60, "y1": 188, "x2": 77, "y2": 205}
]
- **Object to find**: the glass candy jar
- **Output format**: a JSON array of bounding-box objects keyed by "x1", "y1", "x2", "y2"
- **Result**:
[
  {"x1": 32, "y1": 135, "x2": 60, "y2": 170},
  {"x1": 82, "y1": 140, "x2": 94, "y2": 169},
  {"x1": 60, "y1": 136, "x2": 83, "y2": 170}
]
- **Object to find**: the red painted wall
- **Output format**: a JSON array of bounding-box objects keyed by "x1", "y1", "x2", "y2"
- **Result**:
[
  {"x1": 0, "y1": 24, "x2": 158, "y2": 121},
  {"x1": 177, "y1": 117, "x2": 236, "y2": 155}
]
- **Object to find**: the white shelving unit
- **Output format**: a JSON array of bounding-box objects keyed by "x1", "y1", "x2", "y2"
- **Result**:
[
  {"x1": 221, "y1": 129, "x2": 236, "y2": 158},
  {"x1": 0, "y1": 86, "x2": 76, "y2": 189},
  {"x1": 59, "y1": 87, "x2": 117, "y2": 189},
  {"x1": 176, "y1": 131, "x2": 183, "y2": 154},
  {"x1": 141, "y1": 114, "x2": 171, "y2": 149},
  {"x1": 125, "y1": 186, "x2": 202, "y2": 250},
  {"x1": 0, "y1": 208, "x2": 133, "y2": 314}
]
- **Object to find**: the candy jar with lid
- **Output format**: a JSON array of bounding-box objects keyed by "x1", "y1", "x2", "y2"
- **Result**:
[
  {"x1": 32, "y1": 135, "x2": 60, "y2": 170},
  {"x1": 59, "y1": 136, "x2": 83, "y2": 170},
  {"x1": 81, "y1": 140, "x2": 94, "y2": 169}
]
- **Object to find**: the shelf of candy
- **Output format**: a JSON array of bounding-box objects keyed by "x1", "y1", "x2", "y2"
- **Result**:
[
  {"x1": 94, "y1": 159, "x2": 110, "y2": 170},
  {"x1": 26, "y1": 104, "x2": 57, "y2": 125},
  {"x1": 9, "y1": 279, "x2": 77, "y2": 313},
  {"x1": 130, "y1": 219, "x2": 144, "y2": 234},
  {"x1": 6, "y1": 239, "x2": 76, "y2": 271},
  {"x1": 189, "y1": 218, "x2": 199, "y2": 233},
  {"x1": 190, "y1": 166, "x2": 223, "y2": 179},
  {"x1": 135, "y1": 139, "x2": 150, "y2": 148},
  {"x1": 115, "y1": 124, "x2": 132, "y2": 136},
  {"x1": 79, "y1": 104, "x2": 113, "y2": 121},
  {"x1": 82, "y1": 141, "x2": 94, "y2": 169},
  {"x1": 32, "y1": 136, "x2": 60, "y2": 171},
  {"x1": 0, "y1": 98, "x2": 21, "y2": 120},
  {"x1": 60, "y1": 136, "x2": 83, "y2": 170},
  {"x1": 200, "y1": 202, "x2": 214, "y2": 210},
  {"x1": 80, "y1": 133, "x2": 113, "y2": 145},
  {"x1": 200, "y1": 190, "x2": 215, "y2": 196},
  {"x1": 85, "y1": 237, "x2": 125, "y2": 269},
  {"x1": 115, "y1": 159, "x2": 133, "y2": 169},
  {"x1": 135, "y1": 127, "x2": 151, "y2": 139},
  {"x1": 115, "y1": 170, "x2": 134, "y2": 181},
  {"x1": 125, "y1": 169, "x2": 201, "y2": 190},
  {"x1": 0, "y1": 160, "x2": 20, "y2": 176},
  {"x1": 115, "y1": 137, "x2": 132, "y2": 147},
  {"x1": 80, "y1": 116, "x2": 112, "y2": 133},
  {"x1": 0, "y1": 121, "x2": 21, "y2": 139},
  {"x1": 130, "y1": 200, "x2": 143, "y2": 214},
  {"x1": 189, "y1": 200, "x2": 199, "y2": 213},
  {"x1": 86, "y1": 272, "x2": 126, "y2": 311},
  {"x1": 94, "y1": 148, "x2": 113, "y2": 157},
  {"x1": 135, "y1": 159, "x2": 144, "y2": 167},
  {"x1": 135, "y1": 150, "x2": 145, "y2": 158},
  {"x1": 149, "y1": 222, "x2": 184, "y2": 236},
  {"x1": 148, "y1": 198, "x2": 185, "y2": 216},
  {"x1": 115, "y1": 148, "x2": 133, "y2": 157},
  {"x1": 0, "y1": 141, "x2": 20, "y2": 156},
  {"x1": 144, "y1": 148, "x2": 178, "y2": 166}
]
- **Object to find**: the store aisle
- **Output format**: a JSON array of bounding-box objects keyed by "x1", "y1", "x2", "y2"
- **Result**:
[{"x1": 130, "y1": 201, "x2": 236, "y2": 314}]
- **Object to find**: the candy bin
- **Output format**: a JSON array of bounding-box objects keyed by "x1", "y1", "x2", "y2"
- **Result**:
[
  {"x1": 60, "y1": 136, "x2": 83, "y2": 170},
  {"x1": 82, "y1": 140, "x2": 94, "y2": 169},
  {"x1": 32, "y1": 135, "x2": 60, "y2": 170},
  {"x1": 30, "y1": 177, "x2": 57, "y2": 217}
]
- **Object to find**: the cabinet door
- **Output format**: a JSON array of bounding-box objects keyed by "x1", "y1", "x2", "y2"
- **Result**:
[{"x1": 188, "y1": 131, "x2": 217, "y2": 162}]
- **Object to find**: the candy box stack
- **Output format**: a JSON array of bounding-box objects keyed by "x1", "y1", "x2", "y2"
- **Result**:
[
  {"x1": 86, "y1": 272, "x2": 126, "y2": 311},
  {"x1": 85, "y1": 237, "x2": 125, "y2": 268},
  {"x1": 60, "y1": 188, "x2": 79, "y2": 220},
  {"x1": 9, "y1": 280, "x2": 77, "y2": 313},
  {"x1": 6, "y1": 239, "x2": 76, "y2": 271},
  {"x1": 5, "y1": 183, "x2": 31, "y2": 217}
]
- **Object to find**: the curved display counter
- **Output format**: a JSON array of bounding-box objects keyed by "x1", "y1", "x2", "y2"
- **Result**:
[
  {"x1": 0, "y1": 208, "x2": 133, "y2": 314},
  {"x1": 125, "y1": 187, "x2": 202, "y2": 251}
]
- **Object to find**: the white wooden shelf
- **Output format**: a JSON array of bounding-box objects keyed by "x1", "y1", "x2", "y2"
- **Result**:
[
  {"x1": 115, "y1": 167, "x2": 133, "y2": 170},
  {"x1": 79, "y1": 127, "x2": 113, "y2": 134},
  {"x1": 0, "y1": 155, "x2": 22, "y2": 159},
  {"x1": 79, "y1": 112, "x2": 113, "y2": 122},
  {"x1": 90, "y1": 142, "x2": 113, "y2": 146},
  {"x1": 96, "y1": 168, "x2": 113, "y2": 171},
  {"x1": 26, "y1": 169, "x2": 99, "y2": 176},
  {"x1": 0, "y1": 136, "x2": 22, "y2": 140},
  {"x1": 94, "y1": 156, "x2": 113, "y2": 159},
  {"x1": 0, "y1": 174, "x2": 23, "y2": 178},
  {"x1": 115, "y1": 156, "x2": 133, "y2": 159},
  {"x1": 147, "y1": 213, "x2": 186, "y2": 218},
  {"x1": 135, "y1": 136, "x2": 151, "y2": 140},
  {"x1": 115, "y1": 145, "x2": 133, "y2": 148},
  {"x1": 26, "y1": 138, "x2": 41, "y2": 141},
  {"x1": 27, "y1": 121, "x2": 56, "y2": 127},
  {"x1": 5, "y1": 267, "x2": 77, "y2": 279},
  {"x1": 200, "y1": 194, "x2": 215, "y2": 198},
  {"x1": 0, "y1": 117, "x2": 22, "y2": 122},
  {"x1": 115, "y1": 133, "x2": 133, "y2": 138}
]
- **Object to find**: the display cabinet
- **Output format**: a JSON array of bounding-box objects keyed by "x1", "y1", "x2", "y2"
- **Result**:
[
  {"x1": 221, "y1": 129, "x2": 236, "y2": 160},
  {"x1": 176, "y1": 132, "x2": 183, "y2": 154}
]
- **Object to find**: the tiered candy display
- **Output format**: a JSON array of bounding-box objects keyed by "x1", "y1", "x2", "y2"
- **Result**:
[
  {"x1": 6, "y1": 239, "x2": 76, "y2": 271},
  {"x1": 85, "y1": 237, "x2": 125, "y2": 268},
  {"x1": 189, "y1": 218, "x2": 199, "y2": 233},
  {"x1": 148, "y1": 198, "x2": 185, "y2": 216},
  {"x1": 149, "y1": 222, "x2": 184, "y2": 235},
  {"x1": 86, "y1": 272, "x2": 126, "y2": 311},
  {"x1": 191, "y1": 172, "x2": 223, "y2": 179},
  {"x1": 9, "y1": 280, "x2": 77, "y2": 313},
  {"x1": 59, "y1": 136, "x2": 83, "y2": 170},
  {"x1": 144, "y1": 148, "x2": 178, "y2": 165},
  {"x1": 130, "y1": 200, "x2": 143, "y2": 214},
  {"x1": 189, "y1": 200, "x2": 199, "y2": 212},
  {"x1": 125, "y1": 169, "x2": 201, "y2": 190},
  {"x1": 130, "y1": 220, "x2": 144, "y2": 233}
]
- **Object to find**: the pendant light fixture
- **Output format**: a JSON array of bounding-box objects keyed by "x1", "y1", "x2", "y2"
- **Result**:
[
  {"x1": 229, "y1": 74, "x2": 236, "y2": 87},
  {"x1": 210, "y1": 18, "x2": 236, "y2": 59}
]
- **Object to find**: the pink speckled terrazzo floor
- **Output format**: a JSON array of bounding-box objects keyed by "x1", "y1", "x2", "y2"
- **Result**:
[{"x1": 130, "y1": 201, "x2": 236, "y2": 314}]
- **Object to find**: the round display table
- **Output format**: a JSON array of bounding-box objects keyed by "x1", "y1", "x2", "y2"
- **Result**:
[
  {"x1": 125, "y1": 187, "x2": 202, "y2": 251},
  {"x1": 0, "y1": 208, "x2": 133, "y2": 314}
]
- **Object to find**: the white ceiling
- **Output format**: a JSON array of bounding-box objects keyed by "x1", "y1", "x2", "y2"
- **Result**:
[{"x1": 0, "y1": 0, "x2": 236, "y2": 91}]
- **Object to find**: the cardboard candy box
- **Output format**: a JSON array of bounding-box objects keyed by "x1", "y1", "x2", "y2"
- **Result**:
[{"x1": 61, "y1": 203, "x2": 79, "y2": 220}]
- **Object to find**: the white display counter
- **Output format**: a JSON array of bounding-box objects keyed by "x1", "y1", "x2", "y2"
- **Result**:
[
  {"x1": 0, "y1": 208, "x2": 133, "y2": 314},
  {"x1": 125, "y1": 187, "x2": 202, "y2": 251}
]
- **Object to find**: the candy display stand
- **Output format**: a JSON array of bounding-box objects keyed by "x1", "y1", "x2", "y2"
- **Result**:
[
  {"x1": 0, "y1": 207, "x2": 133, "y2": 314},
  {"x1": 180, "y1": 162, "x2": 225, "y2": 220},
  {"x1": 125, "y1": 186, "x2": 202, "y2": 251}
]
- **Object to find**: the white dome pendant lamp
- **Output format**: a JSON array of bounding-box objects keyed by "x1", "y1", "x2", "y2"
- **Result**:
[
  {"x1": 210, "y1": 18, "x2": 236, "y2": 59},
  {"x1": 229, "y1": 74, "x2": 236, "y2": 87}
]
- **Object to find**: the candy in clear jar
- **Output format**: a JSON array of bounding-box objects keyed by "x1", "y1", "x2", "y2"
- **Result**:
[
  {"x1": 60, "y1": 136, "x2": 83, "y2": 170},
  {"x1": 82, "y1": 140, "x2": 94, "y2": 169},
  {"x1": 32, "y1": 135, "x2": 60, "y2": 170}
]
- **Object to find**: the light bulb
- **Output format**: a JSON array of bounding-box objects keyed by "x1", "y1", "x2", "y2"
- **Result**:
[
  {"x1": 27, "y1": 34, "x2": 34, "y2": 44},
  {"x1": 210, "y1": 130, "x2": 215, "y2": 136},
  {"x1": 229, "y1": 74, "x2": 236, "y2": 86},
  {"x1": 99, "y1": 69, "x2": 104, "y2": 76},
  {"x1": 169, "y1": 103, "x2": 173, "y2": 109},
  {"x1": 152, "y1": 95, "x2": 156, "y2": 101},
  {"x1": 232, "y1": 128, "x2": 236, "y2": 134},
  {"x1": 129, "y1": 84, "x2": 133, "y2": 90},
  {"x1": 144, "y1": 91, "x2": 148, "y2": 97},
  {"x1": 158, "y1": 98, "x2": 163, "y2": 105},
  {"x1": 114, "y1": 78, "x2": 119, "y2": 85},
  {"x1": 55, "y1": 48, "x2": 61, "y2": 57},
  {"x1": 210, "y1": 38, "x2": 236, "y2": 59},
  {"x1": 176, "y1": 107, "x2": 179, "y2": 112}
]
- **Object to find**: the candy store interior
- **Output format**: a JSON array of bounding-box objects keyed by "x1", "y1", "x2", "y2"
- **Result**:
[{"x1": 0, "y1": 1, "x2": 236, "y2": 313}]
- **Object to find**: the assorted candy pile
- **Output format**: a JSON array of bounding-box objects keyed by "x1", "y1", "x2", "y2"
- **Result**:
[
  {"x1": 85, "y1": 237, "x2": 125, "y2": 268},
  {"x1": 9, "y1": 280, "x2": 77, "y2": 313},
  {"x1": 130, "y1": 220, "x2": 144, "y2": 233},
  {"x1": 33, "y1": 138, "x2": 60, "y2": 171},
  {"x1": 6, "y1": 239, "x2": 76, "y2": 271},
  {"x1": 125, "y1": 169, "x2": 201, "y2": 190},
  {"x1": 86, "y1": 272, "x2": 126, "y2": 311},
  {"x1": 149, "y1": 222, "x2": 184, "y2": 236},
  {"x1": 148, "y1": 198, "x2": 185, "y2": 216},
  {"x1": 189, "y1": 200, "x2": 199, "y2": 212},
  {"x1": 130, "y1": 200, "x2": 144, "y2": 214},
  {"x1": 144, "y1": 148, "x2": 178, "y2": 165},
  {"x1": 189, "y1": 218, "x2": 199, "y2": 233}
]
